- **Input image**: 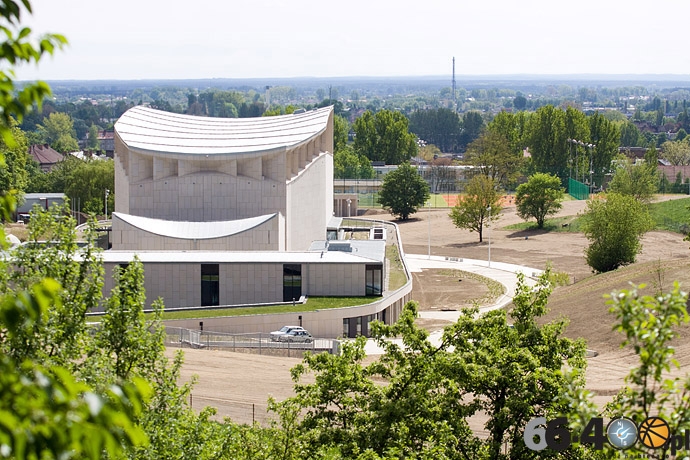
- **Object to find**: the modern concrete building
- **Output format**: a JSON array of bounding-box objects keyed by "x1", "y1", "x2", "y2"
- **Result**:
[{"x1": 107, "y1": 106, "x2": 411, "y2": 337}]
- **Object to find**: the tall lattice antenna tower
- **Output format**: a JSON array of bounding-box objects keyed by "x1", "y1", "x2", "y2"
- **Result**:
[{"x1": 452, "y1": 57, "x2": 457, "y2": 107}]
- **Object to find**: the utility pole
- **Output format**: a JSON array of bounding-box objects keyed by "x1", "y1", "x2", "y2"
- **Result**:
[{"x1": 486, "y1": 206, "x2": 491, "y2": 268}]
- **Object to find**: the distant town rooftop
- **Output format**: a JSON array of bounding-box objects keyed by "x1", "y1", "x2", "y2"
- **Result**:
[{"x1": 115, "y1": 105, "x2": 332, "y2": 157}]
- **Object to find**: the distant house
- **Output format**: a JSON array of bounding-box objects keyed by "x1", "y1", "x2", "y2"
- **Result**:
[
  {"x1": 619, "y1": 147, "x2": 648, "y2": 161},
  {"x1": 97, "y1": 130, "x2": 115, "y2": 157},
  {"x1": 29, "y1": 144, "x2": 63, "y2": 172},
  {"x1": 83, "y1": 129, "x2": 115, "y2": 157}
]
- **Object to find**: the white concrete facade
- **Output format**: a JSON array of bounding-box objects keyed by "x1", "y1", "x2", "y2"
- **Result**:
[
  {"x1": 103, "y1": 259, "x2": 370, "y2": 310},
  {"x1": 113, "y1": 106, "x2": 334, "y2": 251},
  {"x1": 106, "y1": 106, "x2": 408, "y2": 337},
  {"x1": 110, "y1": 212, "x2": 281, "y2": 251}
]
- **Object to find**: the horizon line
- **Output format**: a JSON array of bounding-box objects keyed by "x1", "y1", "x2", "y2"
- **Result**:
[{"x1": 20, "y1": 73, "x2": 690, "y2": 84}]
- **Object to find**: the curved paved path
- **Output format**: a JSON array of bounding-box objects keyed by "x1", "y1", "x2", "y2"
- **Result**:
[{"x1": 364, "y1": 253, "x2": 543, "y2": 354}]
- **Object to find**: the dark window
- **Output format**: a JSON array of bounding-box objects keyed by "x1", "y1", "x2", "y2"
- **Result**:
[
  {"x1": 366, "y1": 264, "x2": 383, "y2": 296},
  {"x1": 283, "y1": 264, "x2": 302, "y2": 302},
  {"x1": 201, "y1": 264, "x2": 219, "y2": 306},
  {"x1": 346, "y1": 317, "x2": 357, "y2": 338}
]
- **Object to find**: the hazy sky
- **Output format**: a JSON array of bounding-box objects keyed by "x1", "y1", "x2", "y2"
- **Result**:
[{"x1": 15, "y1": 0, "x2": 690, "y2": 81}]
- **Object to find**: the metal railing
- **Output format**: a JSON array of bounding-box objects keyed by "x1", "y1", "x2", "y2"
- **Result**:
[{"x1": 165, "y1": 327, "x2": 341, "y2": 357}]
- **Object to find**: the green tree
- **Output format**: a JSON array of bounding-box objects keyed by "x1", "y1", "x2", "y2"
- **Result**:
[
  {"x1": 333, "y1": 144, "x2": 375, "y2": 180},
  {"x1": 486, "y1": 110, "x2": 529, "y2": 157},
  {"x1": 0, "y1": 3, "x2": 150, "y2": 456},
  {"x1": 38, "y1": 112, "x2": 79, "y2": 153},
  {"x1": 0, "y1": 1, "x2": 65, "y2": 146},
  {"x1": 527, "y1": 106, "x2": 592, "y2": 184},
  {"x1": 563, "y1": 282, "x2": 690, "y2": 459},
  {"x1": 620, "y1": 121, "x2": 643, "y2": 147},
  {"x1": 449, "y1": 174, "x2": 502, "y2": 242},
  {"x1": 661, "y1": 139, "x2": 690, "y2": 166},
  {"x1": 24, "y1": 157, "x2": 50, "y2": 193},
  {"x1": 0, "y1": 119, "x2": 29, "y2": 198},
  {"x1": 63, "y1": 158, "x2": 114, "y2": 215},
  {"x1": 27, "y1": 153, "x2": 81, "y2": 194},
  {"x1": 515, "y1": 172, "x2": 564, "y2": 228},
  {"x1": 607, "y1": 157, "x2": 658, "y2": 203},
  {"x1": 588, "y1": 111, "x2": 620, "y2": 188},
  {"x1": 2, "y1": 205, "x2": 228, "y2": 460},
  {"x1": 441, "y1": 270, "x2": 586, "y2": 459},
  {"x1": 581, "y1": 192, "x2": 653, "y2": 273},
  {"x1": 333, "y1": 114, "x2": 349, "y2": 153},
  {"x1": 513, "y1": 94, "x2": 527, "y2": 110},
  {"x1": 378, "y1": 162, "x2": 429, "y2": 220},
  {"x1": 526, "y1": 105, "x2": 569, "y2": 179},
  {"x1": 275, "y1": 270, "x2": 586, "y2": 459},
  {"x1": 408, "y1": 108, "x2": 462, "y2": 152},
  {"x1": 95, "y1": 259, "x2": 165, "y2": 381},
  {"x1": 465, "y1": 129, "x2": 524, "y2": 190},
  {"x1": 353, "y1": 109, "x2": 417, "y2": 165},
  {"x1": 87, "y1": 124, "x2": 100, "y2": 150},
  {"x1": 0, "y1": 301, "x2": 149, "y2": 460},
  {"x1": 418, "y1": 143, "x2": 441, "y2": 161},
  {"x1": 4, "y1": 205, "x2": 105, "y2": 368},
  {"x1": 460, "y1": 110, "x2": 484, "y2": 147}
]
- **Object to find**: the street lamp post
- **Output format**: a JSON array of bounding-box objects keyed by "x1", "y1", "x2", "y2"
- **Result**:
[
  {"x1": 105, "y1": 189, "x2": 110, "y2": 219},
  {"x1": 427, "y1": 198, "x2": 431, "y2": 259},
  {"x1": 578, "y1": 141, "x2": 585, "y2": 183},
  {"x1": 346, "y1": 198, "x2": 351, "y2": 218},
  {"x1": 587, "y1": 143, "x2": 596, "y2": 194},
  {"x1": 486, "y1": 205, "x2": 491, "y2": 268},
  {"x1": 567, "y1": 138, "x2": 572, "y2": 182}
]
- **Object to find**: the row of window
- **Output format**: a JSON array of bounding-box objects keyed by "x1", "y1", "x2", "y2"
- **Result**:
[
  {"x1": 119, "y1": 263, "x2": 383, "y2": 307},
  {"x1": 200, "y1": 264, "x2": 382, "y2": 306},
  {"x1": 343, "y1": 309, "x2": 387, "y2": 338}
]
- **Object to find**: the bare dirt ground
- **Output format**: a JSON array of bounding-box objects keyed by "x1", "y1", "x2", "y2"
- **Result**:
[{"x1": 169, "y1": 195, "x2": 690, "y2": 424}]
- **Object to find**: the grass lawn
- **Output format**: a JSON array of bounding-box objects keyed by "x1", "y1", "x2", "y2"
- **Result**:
[
  {"x1": 502, "y1": 196, "x2": 690, "y2": 234},
  {"x1": 502, "y1": 216, "x2": 583, "y2": 233},
  {"x1": 387, "y1": 244, "x2": 408, "y2": 290},
  {"x1": 649, "y1": 197, "x2": 690, "y2": 233},
  {"x1": 158, "y1": 296, "x2": 380, "y2": 321}
]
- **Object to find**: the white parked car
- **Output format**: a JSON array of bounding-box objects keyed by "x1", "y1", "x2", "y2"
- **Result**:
[
  {"x1": 270, "y1": 325, "x2": 306, "y2": 342},
  {"x1": 281, "y1": 329, "x2": 313, "y2": 343}
]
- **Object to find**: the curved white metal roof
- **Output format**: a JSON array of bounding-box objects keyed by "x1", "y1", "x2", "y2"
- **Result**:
[
  {"x1": 113, "y1": 212, "x2": 277, "y2": 240},
  {"x1": 114, "y1": 105, "x2": 332, "y2": 156}
]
